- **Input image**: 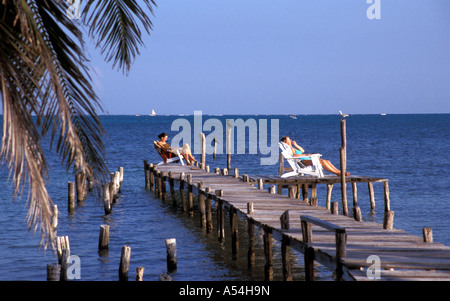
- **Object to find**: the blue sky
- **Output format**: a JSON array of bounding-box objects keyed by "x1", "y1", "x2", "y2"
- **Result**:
[{"x1": 89, "y1": 0, "x2": 450, "y2": 115}]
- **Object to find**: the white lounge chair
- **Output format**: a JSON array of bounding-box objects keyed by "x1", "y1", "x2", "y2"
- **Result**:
[
  {"x1": 154, "y1": 141, "x2": 185, "y2": 166},
  {"x1": 279, "y1": 142, "x2": 324, "y2": 178}
]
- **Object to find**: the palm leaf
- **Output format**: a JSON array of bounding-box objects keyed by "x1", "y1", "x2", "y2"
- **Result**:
[
  {"x1": 0, "y1": 0, "x2": 156, "y2": 249},
  {"x1": 83, "y1": 0, "x2": 157, "y2": 74}
]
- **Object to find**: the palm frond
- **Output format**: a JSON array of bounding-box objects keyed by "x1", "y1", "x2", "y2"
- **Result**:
[
  {"x1": 83, "y1": 0, "x2": 157, "y2": 74},
  {"x1": 0, "y1": 0, "x2": 156, "y2": 249}
]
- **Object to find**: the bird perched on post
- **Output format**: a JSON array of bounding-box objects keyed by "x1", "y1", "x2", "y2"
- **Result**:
[{"x1": 339, "y1": 110, "x2": 349, "y2": 118}]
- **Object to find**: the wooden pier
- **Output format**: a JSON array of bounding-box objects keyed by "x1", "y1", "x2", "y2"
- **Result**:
[{"x1": 145, "y1": 162, "x2": 450, "y2": 281}]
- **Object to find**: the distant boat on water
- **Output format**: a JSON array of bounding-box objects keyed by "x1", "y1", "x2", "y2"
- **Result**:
[
  {"x1": 289, "y1": 115, "x2": 297, "y2": 119},
  {"x1": 150, "y1": 109, "x2": 156, "y2": 116},
  {"x1": 380, "y1": 113, "x2": 387, "y2": 116}
]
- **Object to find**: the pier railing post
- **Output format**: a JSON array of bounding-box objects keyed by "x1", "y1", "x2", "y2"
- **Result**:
[{"x1": 300, "y1": 215, "x2": 347, "y2": 281}]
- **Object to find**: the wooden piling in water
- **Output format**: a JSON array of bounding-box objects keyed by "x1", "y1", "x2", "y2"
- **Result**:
[
  {"x1": 119, "y1": 245, "x2": 131, "y2": 281},
  {"x1": 98, "y1": 225, "x2": 110, "y2": 250},
  {"x1": 216, "y1": 190, "x2": 225, "y2": 242},
  {"x1": 187, "y1": 174, "x2": 194, "y2": 216},
  {"x1": 281, "y1": 235, "x2": 292, "y2": 281},
  {"x1": 148, "y1": 163, "x2": 154, "y2": 191},
  {"x1": 179, "y1": 172, "x2": 187, "y2": 212},
  {"x1": 68, "y1": 182, "x2": 75, "y2": 213},
  {"x1": 103, "y1": 183, "x2": 111, "y2": 214},
  {"x1": 205, "y1": 187, "x2": 213, "y2": 232},
  {"x1": 198, "y1": 182, "x2": 206, "y2": 228},
  {"x1": 136, "y1": 267, "x2": 145, "y2": 281},
  {"x1": 75, "y1": 172, "x2": 87, "y2": 202},
  {"x1": 47, "y1": 263, "x2": 60, "y2": 281},
  {"x1": 144, "y1": 160, "x2": 149, "y2": 189},
  {"x1": 52, "y1": 204, "x2": 58, "y2": 230},
  {"x1": 165, "y1": 238, "x2": 177, "y2": 273},
  {"x1": 263, "y1": 228, "x2": 273, "y2": 281},
  {"x1": 340, "y1": 119, "x2": 348, "y2": 216},
  {"x1": 248, "y1": 220, "x2": 255, "y2": 269},
  {"x1": 230, "y1": 207, "x2": 239, "y2": 257},
  {"x1": 169, "y1": 172, "x2": 176, "y2": 207}
]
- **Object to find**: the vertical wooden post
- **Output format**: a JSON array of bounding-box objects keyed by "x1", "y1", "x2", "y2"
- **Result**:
[
  {"x1": 198, "y1": 182, "x2": 206, "y2": 228},
  {"x1": 75, "y1": 172, "x2": 87, "y2": 202},
  {"x1": 161, "y1": 172, "x2": 167, "y2": 202},
  {"x1": 51, "y1": 204, "x2": 58, "y2": 230},
  {"x1": 302, "y1": 184, "x2": 309, "y2": 202},
  {"x1": 263, "y1": 228, "x2": 273, "y2": 281},
  {"x1": 205, "y1": 187, "x2": 213, "y2": 232},
  {"x1": 423, "y1": 227, "x2": 433, "y2": 243},
  {"x1": 383, "y1": 181, "x2": 391, "y2": 212},
  {"x1": 213, "y1": 138, "x2": 217, "y2": 159},
  {"x1": 187, "y1": 174, "x2": 194, "y2": 216},
  {"x1": 340, "y1": 147, "x2": 348, "y2": 216},
  {"x1": 103, "y1": 183, "x2": 111, "y2": 215},
  {"x1": 179, "y1": 172, "x2": 187, "y2": 212},
  {"x1": 68, "y1": 182, "x2": 75, "y2": 213},
  {"x1": 156, "y1": 170, "x2": 162, "y2": 198},
  {"x1": 216, "y1": 190, "x2": 225, "y2": 242},
  {"x1": 98, "y1": 225, "x2": 110, "y2": 250},
  {"x1": 165, "y1": 238, "x2": 177, "y2": 273},
  {"x1": 301, "y1": 220, "x2": 314, "y2": 281},
  {"x1": 383, "y1": 210, "x2": 394, "y2": 230},
  {"x1": 118, "y1": 167, "x2": 124, "y2": 192},
  {"x1": 368, "y1": 182, "x2": 375, "y2": 211},
  {"x1": 230, "y1": 207, "x2": 239, "y2": 257},
  {"x1": 226, "y1": 121, "x2": 232, "y2": 171},
  {"x1": 119, "y1": 245, "x2": 131, "y2": 281},
  {"x1": 200, "y1": 132, "x2": 206, "y2": 170},
  {"x1": 144, "y1": 160, "x2": 149, "y2": 189},
  {"x1": 47, "y1": 263, "x2": 60, "y2": 281},
  {"x1": 268, "y1": 185, "x2": 276, "y2": 194},
  {"x1": 310, "y1": 183, "x2": 317, "y2": 206},
  {"x1": 136, "y1": 267, "x2": 145, "y2": 281},
  {"x1": 352, "y1": 183, "x2": 362, "y2": 221},
  {"x1": 57, "y1": 236, "x2": 70, "y2": 265},
  {"x1": 234, "y1": 167, "x2": 239, "y2": 179},
  {"x1": 247, "y1": 220, "x2": 255, "y2": 269},
  {"x1": 335, "y1": 229, "x2": 347, "y2": 281},
  {"x1": 169, "y1": 172, "x2": 176, "y2": 207},
  {"x1": 154, "y1": 168, "x2": 160, "y2": 196},
  {"x1": 331, "y1": 201, "x2": 339, "y2": 215},
  {"x1": 280, "y1": 210, "x2": 289, "y2": 230},
  {"x1": 257, "y1": 178, "x2": 263, "y2": 190},
  {"x1": 340, "y1": 118, "x2": 348, "y2": 216},
  {"x1": 247, "y1": 202, "x2": 254, "y2": 215},
  {"x1": 148, "y1": 164, "x2": 154, "y2": 191},
  {"x1": 281, "y1": 235, "x2": 292, "y2": 281},
  {"x1": 288, "y1": 185, "x2": 296, "y2": 198},
  {"x1": 60, "y1": 249, "x2": 70, "y2": 281},
  {"x1": 326, "y1": 184, "x2": 333, "y2": 210}
]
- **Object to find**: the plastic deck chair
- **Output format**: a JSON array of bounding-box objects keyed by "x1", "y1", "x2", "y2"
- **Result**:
[
  {"x1": 278, "y1": 142, "x2": 324, "y2": 178},
  {"x1": 154, "y1": 141, "x2": 185, "y2": 166}
]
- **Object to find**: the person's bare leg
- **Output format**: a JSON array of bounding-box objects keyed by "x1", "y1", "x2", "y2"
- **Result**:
[
  {"x1": 320, "y1": 159, "x2": 350, "y2": 176},
  {"x1": 305, "y1": 159, "x2": 349, "y2": 176}
]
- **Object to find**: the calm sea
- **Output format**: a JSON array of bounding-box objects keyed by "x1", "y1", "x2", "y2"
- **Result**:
[{"x1": 0, "y1": 114, "x2": 449, "y2": 281}]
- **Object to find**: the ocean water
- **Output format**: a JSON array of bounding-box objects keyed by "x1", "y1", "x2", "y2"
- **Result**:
[{"x1": 0, "y1": 114, "x2": 449, "y2": 281}]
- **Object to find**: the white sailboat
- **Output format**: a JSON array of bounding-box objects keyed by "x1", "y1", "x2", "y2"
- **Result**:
[{"x1": 150, "y1": 109, "x2": 156, "y2": 116}]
